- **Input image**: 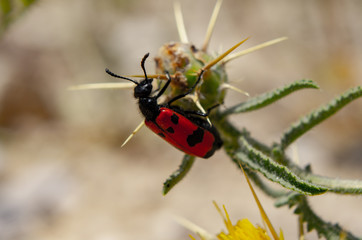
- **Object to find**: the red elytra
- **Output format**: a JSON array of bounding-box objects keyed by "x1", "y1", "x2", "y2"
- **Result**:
[{"x1": 145, "y1": 107, "x2": 220, "y2": 158}]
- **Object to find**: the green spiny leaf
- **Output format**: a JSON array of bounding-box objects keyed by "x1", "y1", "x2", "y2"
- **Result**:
[
  {"x1": 234, "y1": 136, "x2": 327, "y2": 195},
  {"x1": 237, "y1": 162, "x2": 287, "y2": 199},
  {"x1": 163, "y1": 154, "x2": 195, "y2": 195},
  {"x1": 222, "y1": 79, "x2": 319, "y2": 116},
  {"x1": 270, "y1": 152, "x2": 362, "y2": 195},
  {"x1": 280, "y1": 86, "x2": 362, "y2": 150}
]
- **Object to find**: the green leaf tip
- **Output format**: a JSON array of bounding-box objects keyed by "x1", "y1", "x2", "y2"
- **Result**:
[{"x1": 162, "y1": 155, "x2": 195, "y2": 195}]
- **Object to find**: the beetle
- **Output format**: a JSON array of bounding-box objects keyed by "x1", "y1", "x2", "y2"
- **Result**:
[{"x1": 105, "y1": 53, "x2": 223, "y2": 158}]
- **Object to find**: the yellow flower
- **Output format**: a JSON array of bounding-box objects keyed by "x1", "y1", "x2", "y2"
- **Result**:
[
  {"x1": 218, "y1": 219, "x2": 270, "y2": 240},
  {"x1": 187, "y1": 198, "x2": 283, "y2": 240},
  {"x1": 215, "y1": 203, "x2": 271, "y2": 240}
]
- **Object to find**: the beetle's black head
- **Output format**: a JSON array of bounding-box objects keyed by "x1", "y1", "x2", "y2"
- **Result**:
[{"x1": 134, "y1": 78, "x2": 153, "y2": 98}]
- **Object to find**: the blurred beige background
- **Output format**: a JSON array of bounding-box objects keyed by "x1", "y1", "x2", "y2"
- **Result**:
[{"x1": 0, "y1": 0, "x2": 361, "y2": 239}]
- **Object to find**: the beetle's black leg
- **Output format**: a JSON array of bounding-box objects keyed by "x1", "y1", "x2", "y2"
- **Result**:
[
  {"x1": 183, "y1": 110, "x2": 208, "y2": 117},
  {"x1": 183, "y1": 103, "x2": 221, "y2": 117},
  {"x1": 167, "y1": 70, "x2": 205, "y2": 105},
  {"x1": 155, "y1": 71, "x2": 172, "y2": 99}
]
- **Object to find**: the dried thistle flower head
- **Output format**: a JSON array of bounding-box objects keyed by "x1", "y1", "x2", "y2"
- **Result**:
[{"x1": 155, "y1": 42, "x2": 228, "y2": 110}]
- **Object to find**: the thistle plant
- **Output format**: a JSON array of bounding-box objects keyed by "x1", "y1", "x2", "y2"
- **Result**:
[{"x1": 71, "y1": 0, "x2": 362, "y2": 239}]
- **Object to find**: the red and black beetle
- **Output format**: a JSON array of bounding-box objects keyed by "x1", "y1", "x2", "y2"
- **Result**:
[{"x1": 105, "y1": 53, "x2": 223, "y2": 158}]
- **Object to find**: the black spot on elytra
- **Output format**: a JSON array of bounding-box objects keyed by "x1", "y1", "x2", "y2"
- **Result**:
[
  {"x1": 187, "y1": 127, "x2": 204, "y2": 147},
  {"x1": 166, "y1": 127, "x2": 174, "y2": 133},
  {"x1": 158, "y1": 132, "x2": 166, "y2": 138},
  {"x1": 171, "y1": 114, "x2": 179, "y2": 125}
]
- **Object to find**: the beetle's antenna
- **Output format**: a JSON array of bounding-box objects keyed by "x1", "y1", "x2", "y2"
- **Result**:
[
  {"x1": 105, "y1": 68, "x2": 139, "y2": 85},
  {"x1": 141, "y1": 53, "x2": 150, "y2": 80}
]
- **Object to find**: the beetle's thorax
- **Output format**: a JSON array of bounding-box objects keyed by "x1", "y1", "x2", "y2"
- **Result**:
[{"x1": 138, "y1": 97, "x2": 160, "y2": 121}]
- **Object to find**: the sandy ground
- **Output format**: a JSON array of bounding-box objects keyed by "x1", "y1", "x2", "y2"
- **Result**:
[{"x1": 0, "y1": 0, "x2": 361, "y2": 239}]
